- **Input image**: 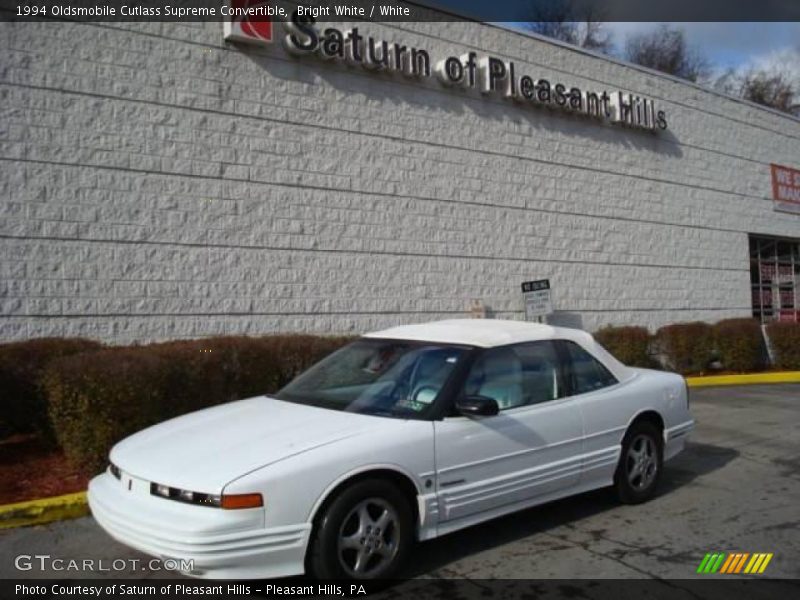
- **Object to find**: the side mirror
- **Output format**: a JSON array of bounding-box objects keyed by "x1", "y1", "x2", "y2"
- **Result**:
[{"x1": 456, "y1": 395, "x2": 499, "y2": 417}]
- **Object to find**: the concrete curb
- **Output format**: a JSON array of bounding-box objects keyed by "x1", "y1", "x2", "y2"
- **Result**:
[
  {"x1": 686, "y1": 371, "x2": 800, "y2": 388},
  {"x1": 0, "y1": 491, "x2": 88, "y2": 530}
]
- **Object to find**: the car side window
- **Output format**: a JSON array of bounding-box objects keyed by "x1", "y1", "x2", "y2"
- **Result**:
[
  {"x1": 561, "y1": 341, "x2": 618, "y2": 395},
  {"x1": 462, "y1": 341, "x2": 564, "y2": 411}
]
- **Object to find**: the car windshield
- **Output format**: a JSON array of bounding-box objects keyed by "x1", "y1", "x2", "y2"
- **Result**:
[{"x1": 274, "y1": 339, "x2": 467, "y2": 418}]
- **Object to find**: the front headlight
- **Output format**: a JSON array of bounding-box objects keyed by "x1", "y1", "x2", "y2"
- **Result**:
[{"x1": 149, "y1": 482, "x2": 262, "y2": 510}]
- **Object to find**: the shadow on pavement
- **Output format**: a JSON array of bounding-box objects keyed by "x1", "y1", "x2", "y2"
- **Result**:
[
  {"x1": 659, "y1": 441, "x2": 739, "y2": 495},
  {"x1": 401, "y1": 441, "x2": 738, "y2": 577}
]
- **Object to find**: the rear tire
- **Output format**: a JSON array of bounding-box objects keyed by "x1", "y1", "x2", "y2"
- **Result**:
[
  {"x1": 306, "y1": 479, "x2": 413, "y2": 580},
  {"x1": 614, "y1": 421, "x2": 663, "y2": 504}
]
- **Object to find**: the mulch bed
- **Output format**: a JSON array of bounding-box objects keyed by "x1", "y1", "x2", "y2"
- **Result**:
[{"x1": 0, "y1": 433, "x2": 89, "y2": 505}]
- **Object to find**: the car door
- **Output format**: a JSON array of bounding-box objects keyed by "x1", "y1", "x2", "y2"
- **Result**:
[
  {"x1": 433, "y1": 341, "x2": 584, "y2": 524},
  {"x1": 556, "y1": 340, "x2": 631, "y2": 489}
]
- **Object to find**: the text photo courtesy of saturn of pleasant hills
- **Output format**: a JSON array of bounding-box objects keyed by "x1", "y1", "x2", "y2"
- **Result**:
[{"x1": 1, "y1": 1, "x2": 799, "y2": 599}]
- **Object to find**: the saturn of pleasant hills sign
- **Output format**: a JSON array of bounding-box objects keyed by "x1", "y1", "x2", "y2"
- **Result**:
[{"x1": 275, "y1": 12, "x2": 668, "y2": 132}]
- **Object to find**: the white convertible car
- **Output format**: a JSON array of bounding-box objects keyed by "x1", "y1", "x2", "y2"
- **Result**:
[{"x1": 89, "y1": 319, "x2": 694, "y2": 580}]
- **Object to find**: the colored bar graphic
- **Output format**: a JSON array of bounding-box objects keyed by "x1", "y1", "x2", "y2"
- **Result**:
[
  {"x1": 722, "y1": 552, "x2": 742, "y2": 573},
  {"x1": 734, "y1": 553, "x2": 749, "y2": 573},
  {"x1": 702, "y1": 552, "x2": 774, "y2": 575},
  {"x1": 720, "y1": 553, "x2": 736, "y2": 573},
  {"x1": 711, "y1": 553, "x2": 726, "y2": 573},
  {"x1": 744, "y1": 554, "x2": 761, "y2": 573},
  {"x1": 702, "y1": 553, "x2": 720, "y2": 573},
  {"x1": 758, "y1": 553, "x2": 773, "y2": 573},
  {"x1": 697, "y1": 553, "x2": 712, "y2": 573}
]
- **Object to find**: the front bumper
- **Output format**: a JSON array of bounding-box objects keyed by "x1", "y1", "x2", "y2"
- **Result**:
[{"x1": 88, "y1": 472, "x2": 311, "y2": 579}]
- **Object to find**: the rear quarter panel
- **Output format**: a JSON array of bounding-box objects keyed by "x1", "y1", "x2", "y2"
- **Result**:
[{"x1": 575, "y1": 369, "x2": 691, "y2": 488}]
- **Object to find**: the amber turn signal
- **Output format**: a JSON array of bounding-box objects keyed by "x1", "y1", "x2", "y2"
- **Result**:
[{"x1": 221, "y1": 493, "x2": 264, "y2": 510}]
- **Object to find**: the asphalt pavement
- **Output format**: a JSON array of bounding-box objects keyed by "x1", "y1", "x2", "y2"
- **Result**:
[{"x1": 1, "y1": 384, "x2": 798, "y2": 581}]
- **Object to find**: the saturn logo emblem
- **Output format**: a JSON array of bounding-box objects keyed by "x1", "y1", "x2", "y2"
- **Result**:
[{"x1": 224, "y1": 0, "x2": 273, "y2": 45}]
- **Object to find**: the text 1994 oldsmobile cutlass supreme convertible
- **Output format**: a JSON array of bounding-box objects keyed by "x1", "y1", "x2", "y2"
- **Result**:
[{"x1": 88, "y1": 319, "x2": 694, "y2": 580}]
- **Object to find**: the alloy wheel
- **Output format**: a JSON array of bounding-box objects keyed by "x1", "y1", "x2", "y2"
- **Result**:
[
  {"x1": 337, "y1": 497, "x2": 400, "y2": 578},
  {"x1": 626, "y1": 433, "x2": 658, "y2": 490}
]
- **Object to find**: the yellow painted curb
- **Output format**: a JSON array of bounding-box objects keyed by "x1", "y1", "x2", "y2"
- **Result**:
[
  {"x1": 0, "y1": 491, "x2": 88, "y2": 530},
  {"x1": 686, "y1": 371, "x2": 800, "y2": 388}
]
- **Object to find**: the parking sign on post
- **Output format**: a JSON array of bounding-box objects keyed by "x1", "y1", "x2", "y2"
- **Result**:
[{"x1": 521, "y1": 279, "x2": 552, "y2": 321}]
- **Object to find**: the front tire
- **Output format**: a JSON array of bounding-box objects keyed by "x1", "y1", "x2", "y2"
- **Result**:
[
  {"x1": 306, "y1": 479, "x2": 413, "y2": 580},
  {"x1": 614, "y1": 421, "x2": 663, "y2": 504}
]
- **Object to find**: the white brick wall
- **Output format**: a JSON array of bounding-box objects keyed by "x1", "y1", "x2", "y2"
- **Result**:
[{"x1": 1, "y1": 16, "x2": 799, "y2": 343}]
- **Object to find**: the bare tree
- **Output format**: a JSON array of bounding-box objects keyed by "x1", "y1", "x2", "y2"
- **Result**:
[
  {"x1": 624, "y1": 25, "x2": 710, "y2": 82},
  {"x1": 711, "y1": 67, "x2": 739, "y2": 96},
  {"x1": 740, "y1": 70, "x2": 796, "y2": 113},
  {"x1": 580, "y1": 19, "x2": 613, "y2": 54},
  {"x1": 713, "y1": 67, "x2": 798, "y2": 115},
  {"x1": 523, "y1": 0, "x2": 613, "y2": 54}
]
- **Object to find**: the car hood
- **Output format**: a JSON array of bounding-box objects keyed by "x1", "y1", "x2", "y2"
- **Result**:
[{"x1": 110, "y1": 396, "x2": 380, "y2": 493}]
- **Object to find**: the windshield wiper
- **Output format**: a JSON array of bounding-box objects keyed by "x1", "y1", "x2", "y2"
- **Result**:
[{"x1": 361, "y1": 406, "x2": 410, "y2": 418}]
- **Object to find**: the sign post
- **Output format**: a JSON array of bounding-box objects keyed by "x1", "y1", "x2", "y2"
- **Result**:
[{"x1": 521, "y1": 279, "x2": 552, "y2": 322}]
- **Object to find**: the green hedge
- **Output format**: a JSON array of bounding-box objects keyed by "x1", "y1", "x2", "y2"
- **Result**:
[
  {"x1": 766, "y1": 322, "x2": 800, "y2": 370},
  {"x1": 713, "y1": 318, "x2": 765, "y2": 373},
  {"x1": 43, "y1": 335, "x2": 353, "y2": 475},
  {"x1": 0, "y1": 338, "x2": 103, "y2": 443},
  {"x1": 594, "y1": 326, "x2": 654, "y2": 368},
  {"x1": 44, "y1": 348, "x2": 170, "y2": 475},
  {"x1": 655, "y1": 322, "x2": 714, "y2": 375},
  {"x1": 6, "y1": 319, "x2": 799, "y2": 476}
]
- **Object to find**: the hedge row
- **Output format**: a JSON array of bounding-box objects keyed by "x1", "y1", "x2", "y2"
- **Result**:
[
  {"x1": 767, "y1": 322, "x2": 800, "y2": 370},
  {"x1": 594, "y1": 319, "x2": 800, "y2": 375},
  {"x1": 0, "y1": 335, "x2": 352, "y2": 474},
  {"x1": 714, "y1": 319, "x2": 765, "y2": 373},
  {"x1": 0, "y1": 338, "x2": 103, "y2": 444},
  {"x1": 593, "y1": 326, "x2": 654, "y2": 368},
  {"x1": 44, "y1": 335, "x2": 353, "y2": 474},
  {"x1": 2, "y1": 320, "x2": 800, "y2": 474},
  {"x1": 655, "y1": 322, "x2": 717, "y2": 374}
]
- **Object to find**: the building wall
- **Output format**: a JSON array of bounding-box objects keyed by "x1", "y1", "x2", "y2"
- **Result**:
[{"x1": 1, "y1": 16, "x2": 800, "y2": 343}]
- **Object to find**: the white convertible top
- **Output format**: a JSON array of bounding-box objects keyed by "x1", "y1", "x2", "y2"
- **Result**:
[{"x1": 364, "y1": 319, "x2": 635, "y2": 382}]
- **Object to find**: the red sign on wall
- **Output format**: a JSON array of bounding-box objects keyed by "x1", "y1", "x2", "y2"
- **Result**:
[
  {"x1": 771, "y1": 164, "x2": 800, "y2": 214},
  {"x1": 223, "y1": 0, "x2": 273, "y2": 45}
]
